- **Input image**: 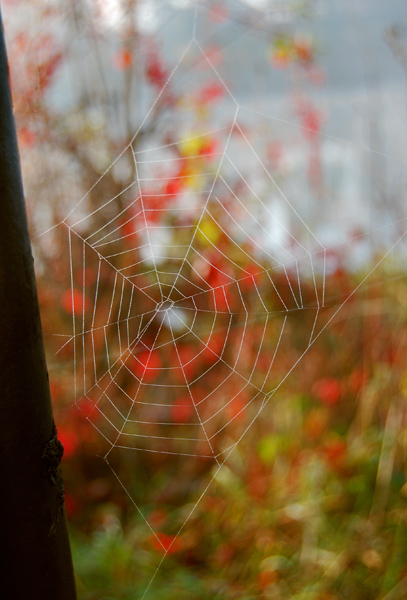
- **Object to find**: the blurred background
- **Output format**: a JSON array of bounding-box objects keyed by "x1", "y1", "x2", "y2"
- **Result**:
[{"x1": 3, "y1": 0, "x2": 407, "y2": 598}]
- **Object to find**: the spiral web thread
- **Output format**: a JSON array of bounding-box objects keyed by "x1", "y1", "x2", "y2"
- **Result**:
[{"x1": 42, "y1": 7, "x2": 407, "y2": 597}]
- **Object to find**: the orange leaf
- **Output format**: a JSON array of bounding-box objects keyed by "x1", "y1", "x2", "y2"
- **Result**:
[{"x1": 113, "y1": 48, "x2": 133, "y2": 71}]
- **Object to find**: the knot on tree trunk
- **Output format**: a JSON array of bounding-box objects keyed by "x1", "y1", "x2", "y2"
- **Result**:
[
  {"x1": 42, "y1": 422, "x2": 64, "y2": 484},
  {"x1": 42, "y1": 422, "x2": 65, "y2": 536}
]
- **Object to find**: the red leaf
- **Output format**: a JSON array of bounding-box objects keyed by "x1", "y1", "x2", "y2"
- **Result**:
[
  {"x1": 76, "y1": 396, "x2": 99, "y2": 420},
  {"x1": 202, "y1": 332, "x2": 225, "y2": 364},
  {"x1": 294, "y1": 40, "x2": 313, "y2": 63},
  {"x1": 300, "y1": 107, "x2": 321, "y2": 139},
  {"x1": 58, "y1": 428, "x2": 79, "y2": 460},
  {"x1": 38, "y1": 52, "x2": 62, "y2": 89},
  {"x1": 225, "y1": 395, "x2": 247, "y2": 421},
  {"x1": 171, "y1": 395, "x2": 195, "y2": 423},
  {"x1": 199, "y1": 137, "x2": 218, "y2": 156},
  {"x1": 322, "y1": 439, "x2": 347, "y2": 469},
  {"x1": 211, "y1": 284, "x2": 230, "y2": 311},
  {"x1": 145, "y1": 53, "x2": 167, "y2": 88},
  {"x1": 18, "y1": 127, "x2": 36, "y2": 148},
  {"x1": 61, "y1": 288, "x2": 90, "y2": 316},
  {"x1": 149, "y1": 532, "x2": 183, "y2": 555},
  {"x1": 131, "y1": 350, "x2": 162, "y2": 381},
  {"x1": 240, "y1": 263, "x2": 261, "y2": 291},
  {"x1": 312, "y1": 377, "x2": 343, "y2": 406},
  {"x1": 165, "y1": 177, "x2": 182, "y2": 197},
  {"x1": 199, "y1": 81, "x2": 225, "y2": 104},
  {"x1": 171, "y1": 345, "x2": 199, "y2": 382}
]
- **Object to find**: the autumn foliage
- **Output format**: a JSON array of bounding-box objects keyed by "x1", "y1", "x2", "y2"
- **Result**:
[{"x1": 4, "y1": 2, "x2": 407, "y2": 599}]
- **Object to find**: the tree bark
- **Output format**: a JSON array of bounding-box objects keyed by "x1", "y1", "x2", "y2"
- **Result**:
[{"x1": 0, "y1": 8, "x2": 77, "y2": 599}]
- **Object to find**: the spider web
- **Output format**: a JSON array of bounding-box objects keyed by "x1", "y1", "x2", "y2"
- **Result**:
[{"x1": 40, "y1": 4, "x2": 407, "y2": 597}]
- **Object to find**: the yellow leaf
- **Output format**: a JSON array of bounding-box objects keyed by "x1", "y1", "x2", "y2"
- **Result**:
[
  {"x1": 178, "y1": 135, "x2": 204, "y2": 157},
  {"x1": 197, "y1": 218, "x2": 221, "y2": 245}
]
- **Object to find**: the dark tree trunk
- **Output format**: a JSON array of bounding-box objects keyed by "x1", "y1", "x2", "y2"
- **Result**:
[{"x1": 0, "y1": 8, "x2": 77, "y2": 599}]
